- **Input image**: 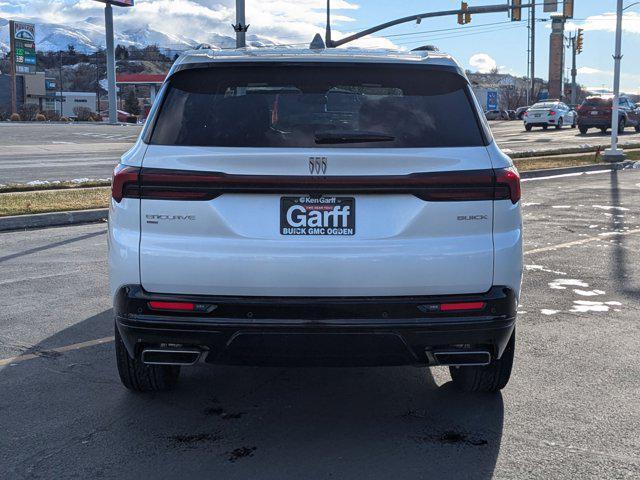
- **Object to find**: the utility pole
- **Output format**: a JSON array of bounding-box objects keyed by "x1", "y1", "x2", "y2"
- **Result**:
[
  {"x1": 325, "y1": 0, "x2": 332, "y2": 47},
  {"x1": 9, "y1": 36, "x2": 17, "y2": 115},
  {"x1": 570, "y1": 33, "x2": 577, "y2": 106},
  {"x1": 105, "y1": 3, "x2": 117, "y2": 124},
  {"x1": 529, "y1": 2, "x2": 536, "y2": 103},
  {"x1": 233, "y1": 0, "x2": 248, "y2": 48},
  {"x1": 604, "y1": 0, "x2": 626, "y2": 162}
]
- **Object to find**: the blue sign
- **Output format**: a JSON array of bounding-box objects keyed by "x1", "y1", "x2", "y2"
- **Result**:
[
  {"x1": 487, "y1": 91, "x2": 498, "y2": 110},
  {"x1": 539, "y1": 90, "x2": 549, "y2": 101}
]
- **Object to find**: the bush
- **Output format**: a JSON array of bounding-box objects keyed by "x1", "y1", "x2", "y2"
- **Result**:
[
  {"x1": 43, "y1": 110, "x2": 61, "y2": 121},
  {"x1": 73, "y1": 106, "x2": 93, "y2": 121},
  {"x1": 19, "y1": 104, "x2": 39, "y2": 121},
  {"x1": 10, "y1": 113, "x2": 21, "y2": 122},
  {"x1": 90, "y1": 112, "x2": 103, "y2": 122},
  {"x1": 35, "y1": 113, "x2": 46, "y2": 122}
]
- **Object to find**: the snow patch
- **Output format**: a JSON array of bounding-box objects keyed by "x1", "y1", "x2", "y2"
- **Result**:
[
  {"x1": 549, "y1": 279, "x2": 588, "y2": 290},
  {"x1": 525, "y1": 265, "x2": 567, "y2": 275},
  {"x1": 540, "y1": 309, "x2": 560, "y2": 315},
  {"x1": 570, "y1": 300, "x2": 614, "y2": 313},
  {"x1": 573, "y1": 289, "x2": 605, "y2": 296},
  {"x1": 552, "y1": 205, "x2": 571, "y2": 209}
]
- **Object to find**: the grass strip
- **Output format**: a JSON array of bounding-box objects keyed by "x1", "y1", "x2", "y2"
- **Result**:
[
  {"x1": 0, "y1": 187, "x2": 110, "y2": 217},
  {"x1": 0, "y1": 179, "x2": 111, "y2": 194}
]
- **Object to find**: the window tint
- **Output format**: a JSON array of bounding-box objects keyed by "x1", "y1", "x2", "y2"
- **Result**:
[
  {"x1": 149, "y1": 65, "x2": 485, "y2": 148},
  {"x1": 581, "y1": 97, "x2": 611, "y2": 107}
]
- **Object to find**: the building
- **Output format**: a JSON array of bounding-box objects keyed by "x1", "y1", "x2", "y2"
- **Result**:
[
  {"x1": 54, "y1": 92, "x2": 97, "y2": 118},
  {"x1": 467, "y1": 72, "x2": 533, "y2": 111},
  {"x1": 116, "y1": 73, "x2": 166, "y2": 118}
]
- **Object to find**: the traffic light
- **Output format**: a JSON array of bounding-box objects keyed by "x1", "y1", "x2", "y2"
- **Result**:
[
  {"x1": 576, "y1": 28, "x2": 584, "y2": 54},
  {"x1": 458, "y1": 2, "x2": 471, "y2": 25},
  {"x1": 563, "y1": 0, "x2": 574, "y2": 19},
  {"x1": 511, "y1": 0, "x2": 522, "y2": 22}
]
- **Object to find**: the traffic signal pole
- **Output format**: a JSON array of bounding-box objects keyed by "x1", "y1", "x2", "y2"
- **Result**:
[
  {"x1": 326, "y1": 2, "x2": 535, "y2": 48},
  {"x1": 569, "y1": 33, "x2": 576, "y2": 105},
  {"x1": 529, "y1": 3, "x2": 536, "y2": 103}
]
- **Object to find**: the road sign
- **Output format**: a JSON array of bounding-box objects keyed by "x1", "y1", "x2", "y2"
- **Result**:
[
  {"x1": 487, "y1": 91, "x2": 498, "y2": 110},
  {"x1": 544, "y1": 1, "x2": 558, "y2": 12},
  {"x1": 10, "y1": 21, "x2": 36, "y2": 74}
]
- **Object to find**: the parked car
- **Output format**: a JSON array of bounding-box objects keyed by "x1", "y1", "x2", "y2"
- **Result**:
[
  {"x1": 109, "y1": 46, "x2": 522, "y2": 394},
  {"x1": 523, "y1": 101, "x2": 576, "y2": 130},
  {"x1": 515, "y1": 106, "x2": 529, "y2": 120},
  {"x1": 576, "y1": 96, "x2": 640, "y2": 134},
  {"x1": 485, "y1": 109, "x2": 509, "y2": 120},
  {"x1": 507, "y1": 110, "x2": 517, "y2": 120}
]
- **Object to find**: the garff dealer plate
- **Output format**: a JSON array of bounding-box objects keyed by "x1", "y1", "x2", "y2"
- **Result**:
[{"x1": 280, "y1": 196, "x2": 355, "y2": 235}]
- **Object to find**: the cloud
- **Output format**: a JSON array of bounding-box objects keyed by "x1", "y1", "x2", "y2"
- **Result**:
[
  {"x1": 578, "y1": 66, "x2": 608, "y2": 75},
  {"x1": 565, "y1": 11, "x2": 640, "y2": 35},
  {"x1": 469, "y1": 53, "x2": 497, "y2": 73},
  {"x1": 0, "y1": 0, "x2": 395, "y2": 50}
]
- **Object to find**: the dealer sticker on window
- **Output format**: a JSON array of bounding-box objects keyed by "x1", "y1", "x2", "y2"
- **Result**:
[{"x1": 280, "y1": 196, "x2": 355, "y2": 235}]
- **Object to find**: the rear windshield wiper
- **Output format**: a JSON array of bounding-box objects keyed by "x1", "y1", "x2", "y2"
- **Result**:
[{"x1": 314, "y1": 131, "x2": 396, "y2": 144}]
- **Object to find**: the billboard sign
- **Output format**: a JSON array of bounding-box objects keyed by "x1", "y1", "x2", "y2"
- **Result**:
[
  {"x1": 94, "y1": 0, "x2": 134, "y2": 7},
  {"x1": 10, "y1": 21, "x2": 36, "y2": 74},
  {"x1": 487, "y1": 91, "x2": 498, "y2": 111},
  {"x1": 544, "y1": 1, "x2": 558, "y2": 12}
]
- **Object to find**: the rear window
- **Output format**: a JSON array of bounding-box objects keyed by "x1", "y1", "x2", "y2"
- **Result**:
[
  {"x1": 581, "y1": 97, "x2": 611, "y2": 107},
  {"x1": 531, "y1": 102, "x2": 557, "y2": 109},
  {"x1": 148, "y1": 64, "x2": 485, "y2": 148}
]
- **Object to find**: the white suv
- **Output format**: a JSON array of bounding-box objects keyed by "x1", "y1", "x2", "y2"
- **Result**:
[{"x1": 109, "y1": 47, "x2": 523, "y2": 393}]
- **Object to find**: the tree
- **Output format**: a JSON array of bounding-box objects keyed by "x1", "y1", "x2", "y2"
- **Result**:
[
  {"x1": 123, "y1": 89, "x2": 140, "y2": 115},
  {"x1": 115, "y1": 44, "x2": 129, "y2": 60},
  {"x1": 67, "y1": 44, "x2": 76, "y2": 57}
]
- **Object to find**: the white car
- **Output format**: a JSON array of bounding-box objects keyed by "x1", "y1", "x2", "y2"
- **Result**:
[
  {"x1": 109, "y1": 46, "x2": 523, "y2": 394},
  {"x1": 524, "y1": 101, "x2": 577, "y2": 131}
]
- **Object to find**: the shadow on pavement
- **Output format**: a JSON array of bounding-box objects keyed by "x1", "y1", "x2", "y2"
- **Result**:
[
  {"x1": 1, "y1": 309, "x2": 504, "y2": 479},
  {"x1": 608, "y1": 170, "x2": 640, "y2": 298}
]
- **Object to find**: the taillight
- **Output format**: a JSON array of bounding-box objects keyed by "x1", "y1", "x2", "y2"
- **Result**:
[
  {"x1": 524, "y1": 111, "x2": 528, "y2": 117},
  {"x1": 111, "y1": 164, "x2": 141, "y2": 202},
  {"x1": 440, "y1": 302, "x2": 486, "y2": 312},
  {"x1": 494, "y1": 167, "x2": 521, "y2": 204},
  {"x1": 117, "y1": 168, "x2": 521, "y2": 204},
  {"x1": 548, "y1": 110, "x2": 556, "y2": 116}
]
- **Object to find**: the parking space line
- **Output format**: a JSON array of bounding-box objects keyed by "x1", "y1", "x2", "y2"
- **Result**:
[
  {"x1": 0, "y1": 336, "x2": 114, "y2": 366},
  {"x1": 524, "y1": 228, "x2": 640, "y2": 255}
]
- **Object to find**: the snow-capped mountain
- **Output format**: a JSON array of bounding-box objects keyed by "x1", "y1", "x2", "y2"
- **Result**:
[{"x1": 0, "y1": 16, "x2": 248, "y2": 54}]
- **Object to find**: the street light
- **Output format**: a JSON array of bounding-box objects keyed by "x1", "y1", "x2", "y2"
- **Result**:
[{"x1": 604, "y1": 0, "x2": 638, "y2": 161}]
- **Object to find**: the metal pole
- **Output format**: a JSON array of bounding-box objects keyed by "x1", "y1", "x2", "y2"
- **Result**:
[
  {"x1": 105, "y1": 4, "x2": 117, "y2": 124},
  {"x1": 235, "y1": 0, "x2": 246, "y2": 48},
  {"x1": 604, "y1": 0, "x2": 625, "y2": 161},
  {"x1": 530, "y1": 2, "x2": 536, "y2": 103},
  {"x1": 325, "y1": 0, "x2": 332, "y2": 47},
  {"x1": 330, "y1": 3, "x2": 536, "y2": 48},
  {"x1": 570, "y1": 34, "x2": 577, "y2": 106}
]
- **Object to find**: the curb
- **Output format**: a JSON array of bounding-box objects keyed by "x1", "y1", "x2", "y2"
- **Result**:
[
  {"x1": 0, "y1": 208, "x2": 108, "y2": 232},
  {"x1": 509, "y1": 142, "x2": 640, "y2": 159},
  {"x1": 520, "y1": 160, "x2": 635, "y2": 179}
]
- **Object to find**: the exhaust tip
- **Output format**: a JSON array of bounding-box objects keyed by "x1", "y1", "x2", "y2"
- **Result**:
[
  {"x1": 141, "y1": 348, "x2": 201, "y2": 366},
  {"x1": 432, "y1": 350, "x2": 491, "y2": 367}
]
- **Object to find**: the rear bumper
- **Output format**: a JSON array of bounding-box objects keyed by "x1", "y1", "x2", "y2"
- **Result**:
[
  {"x1": 114, "y1": 285, "x2": 517, "y2": 367},
  {"x1": 577, "y1": 117, "x2": 610, "y2": 128}
]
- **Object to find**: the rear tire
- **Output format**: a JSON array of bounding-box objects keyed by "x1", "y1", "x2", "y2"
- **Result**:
[
  {"x1": 619, "y1": 118, "x2": 625, "y2": 134},
  {"x1": 555, "y1": 118, "x2": 563, "y2": 129},
  {"x1": 449, "y1": 330, "x2": 515, "y2": 393},
  {"x1": 542, "y1": 125, "x2": 548, "y2": 130},
  {"x1": 579, "y1": 126, "x2": 588, "y2": 134},
  {"x1": 600, "y1": 127, "x2": 608, "y2": 134},
  {"x1": 525, "y1": 124, "x2": 532, "y2": 131},
  {"x1": 635, "y1": 124, "x2": 640, "y2": 133},
  {"x1": 115, "y1": 324, "x2": 181, "y2": 392}
]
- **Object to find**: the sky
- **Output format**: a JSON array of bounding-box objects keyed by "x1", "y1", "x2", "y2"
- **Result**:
[{"x1": 1, "y1": 0, "x2": 639, "y2": 94}]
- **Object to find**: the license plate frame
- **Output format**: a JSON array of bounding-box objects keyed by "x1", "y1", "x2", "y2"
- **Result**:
[{"x1": 280, "y1": 196, "x2": 356, "y2": 236}]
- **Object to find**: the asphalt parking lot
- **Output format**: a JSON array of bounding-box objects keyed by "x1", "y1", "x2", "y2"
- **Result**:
[
  {"x1": 1, "y1": 170, "x2": 639, "y2": 479},
  {"x1": 1, "y1": 121, "x2": 640, "y2": 184}
]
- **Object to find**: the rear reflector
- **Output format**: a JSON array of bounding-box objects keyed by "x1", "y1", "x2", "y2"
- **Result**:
[
  {"x1": 440, "y1": 302, "x2": 486, "y2": 312},
  {"x1": 148, "y1": 301, "x2": 195, "y2": 311}
]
